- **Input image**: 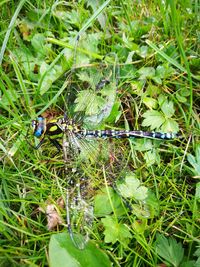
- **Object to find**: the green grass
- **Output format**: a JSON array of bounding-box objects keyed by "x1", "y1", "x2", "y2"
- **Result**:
[{"x1": 0, "y1": 0, "x2": 200, "y2": 266}]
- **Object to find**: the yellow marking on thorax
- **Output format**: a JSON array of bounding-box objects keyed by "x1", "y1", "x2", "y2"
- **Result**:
[
  {"x1": 49, "y1": 125, "x2": 58, "y2": 132},
  {"x1": 49, "y1": 118, "x2": 58, "y2": 123}
]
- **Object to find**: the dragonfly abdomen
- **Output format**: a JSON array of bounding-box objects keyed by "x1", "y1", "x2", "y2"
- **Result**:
[{"x1": 79, "y1": 130, "x2": 178, "y2": 140}]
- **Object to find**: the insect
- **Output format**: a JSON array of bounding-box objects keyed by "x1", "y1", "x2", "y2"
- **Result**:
[
  {"x1": 31, "y1": 112, "x2": 179, "y2": 248},
  {"x1": 32, "y1": 116, "x2": 178, "y2": 146},
  {"x1": 30, "y1": 36, "x2": 180, "y2": 249}
]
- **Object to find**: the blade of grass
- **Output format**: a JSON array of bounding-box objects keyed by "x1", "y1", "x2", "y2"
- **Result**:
[
  {"x1": 0, "y1": 0, "x2": 27, "y2": 65},
  {"x1": 168, "y1": 0, "x2": 194, "y2": 129},
  {"x1": 47, "y1": 38, "x2": 103, "y2": 61},
  {"x1": 77, "y1": 0, "x2": 111, "y2": 38},
  {"x1": 10, "y1": 53, "x2": 31, "y2": 115}
]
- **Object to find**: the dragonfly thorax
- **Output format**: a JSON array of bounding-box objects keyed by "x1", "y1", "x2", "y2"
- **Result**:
[{"x1": 55, "y1": 117, "x2": 79, "y2": 133}]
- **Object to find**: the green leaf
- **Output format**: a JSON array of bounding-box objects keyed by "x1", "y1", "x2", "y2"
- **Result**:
[
  {"x1": 143, "y1": 96, "x2": 158, "y2": 109},
  {"x1": 94, "y1": 187, "x2": 125, "y2": 217},
  {"x1": 105, "y1": 100, "x2": 121, "y2": 124},
  {"x1": 155, "y1": 65, "x2": 166, "y2": 79},
  {"x1": 142, "y1": 110, "x2": 165, "y2": 130},
  {"x1": 131, "y1": 139, "x2": 153, "y2": 152},
  {"x1": 176, "y1": 92, "x2": 188, "y2": 103},
  {"x1": 101, "y1": 216, "x2": 132, "y2": 244},
  {"x1": 157, "y1": 94, "x2": 166, "y2": 106},
  {"x1": 145, "y1": 190, "x2": 160, "y2": 218},
  {"x1": 83, "y1": 83, "x2": 117, "y2": 127},
  {"x1": 13, "y1": 47, "x2": 37, "y2": 79},
  {"x1": 138, "y1": 67, "x2": 155, "y2": 80},
  {"x1": 77, "y1": 70, "x2": 102, "y2": 89},
  {"x1": 138, "y1": 45, "x2": 149, "y2": 58},
  {"x1": 132, "y1": 219, "x2": 147, "y2": 234},
  {"x1": 116, "y1": 174, "x2": 148, "y2": 200},
  {"x1": 161, "y1": 118, "x2": 179, "y2": 132},
  {"x1": 144, "y1": 149, "x2": 160, "y2": 167},
  {"x1": 39, "y1": 62, "x2": 63, "y2": 95},
  {"x1": 8, "y1": 133, "x2": 25, "y2": 157},
  {"x1": 49, "y1": 233, "x2": 112, "y2": 267},
  {"x1": 74, "y1": 68, "x2": 116, "y2": 124},
  {"x1": 155, "y1": 234, "x2": 184, "y2": 267},
  {"x1": 179, "y1": 88, "x2": 190, "y2": 97},
  {"x1": 160, "y1": 99, "x2": 175, "y2": 118},
  {"x1": 65, "y1": 9, "x2": 87, "y2": 27},
  {"x1": 131, "y1": 203, "x2": 150, "y2": 218},
  {"x1": 125, "y1": 51, "x2": 136, "y2": 64},
  {"x1": 74, "y1": 90, "x2": 92, "y2": 112},
  {"x1": 175, "y1": 88, "x2": 190, "y2": 103},
  {"x1": 74, "y1": 33, "x2": 102, "y2": 65},
  {"x1": 146, "y1": 84, "x2": 161, "y2": 97},
  {"x1": 152, "y1": 76, "x2": 162, "y2": 85},
  {"x1": 31, "y1": 33, "x2": 49, "y2": 58},
  {"x1": 128, "y1": 190, "x2": 160, "y2": 220},
  {"x1": 86, "y1": 96, "x2": 106, "y2": 116}
]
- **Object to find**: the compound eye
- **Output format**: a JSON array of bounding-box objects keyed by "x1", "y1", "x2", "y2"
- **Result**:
[
  {"x1": 31, "y1": 117, "x2": 45, "y2": 138},
  {"x1": 31, "y1": 120, "x2": 37, "y2": 131}
]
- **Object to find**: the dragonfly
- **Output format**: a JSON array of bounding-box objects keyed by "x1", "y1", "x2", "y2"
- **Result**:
[
  {"x1": 32, "y1": 116, "x2": 178, "y2": 145},
  {"x1": 31, "y1": 112, "x2": 179, "y2": 249},
  {"x1": 29, "y1": 36, "x2": 180, "y2": 249}
]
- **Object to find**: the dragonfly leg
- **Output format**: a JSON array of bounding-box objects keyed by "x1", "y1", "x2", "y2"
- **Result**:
[
  {"x1": 35, "y1": 138, "x2": 46, "y2": 149},
  {"x1": 48, "y1": 137, "x2": 62, "y2": 157},
  {"x1": 26, "y1": 136, "x2": 45, "y2": 150}
]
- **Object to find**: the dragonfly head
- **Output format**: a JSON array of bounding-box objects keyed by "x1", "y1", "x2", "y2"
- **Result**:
[{"x1": 32, "y1": 116, "x2": 46, "y2": 138}]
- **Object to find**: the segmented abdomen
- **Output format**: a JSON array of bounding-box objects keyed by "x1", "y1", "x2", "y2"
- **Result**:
[{"x1": 78, "y1": 130, "x2": 178, "y2": 140}]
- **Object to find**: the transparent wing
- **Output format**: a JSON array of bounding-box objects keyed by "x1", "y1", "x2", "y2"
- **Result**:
[
  {"x1": 72, "y1": 131, "x2": 111, "y2": 163},
  {"x1": 66, "y1": 175, "x2": 94, "y2": 249},
  {"x1": 66, "y1": 53, "x2": 119, "y2": 129},
  {"x1": 62, "y1": 132, "x2": 95, "y2": 249},
  {"x1": 60, "y1": 51, "x2": 120, "y2": 248}
]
